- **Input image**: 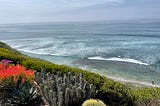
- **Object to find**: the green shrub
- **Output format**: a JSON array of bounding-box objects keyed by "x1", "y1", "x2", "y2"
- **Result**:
[
  {"x1": 97, "y1": 78, "x2": 134, "y2": 106},
  {"x1": 131, "y1": 87, "x2": 160, "y2": 101}
]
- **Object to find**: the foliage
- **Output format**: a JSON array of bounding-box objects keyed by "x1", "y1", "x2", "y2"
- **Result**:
[
  {"x1": 97, "y1": 78, "x2": 134, "y2": 106},
  {"x1": 131, "y1": 87, "x2": 160, "y2": 101},
  {"x1": 135, "y1": 98, "x2": 160, "y2": 106},
  {"x1": 82, "y1": 99, "x2": 106, "y2": 106},
  {"x1": 128, "y1": 88, "x2": 160, "y2": 105},
  {"x1": 10, "y1": 81, "x2": 41, "y2": 105}
]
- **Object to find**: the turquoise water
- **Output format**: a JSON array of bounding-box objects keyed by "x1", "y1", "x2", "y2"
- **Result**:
[{"x1": 1, "y1": 19, "x2": 160, "y2": 85}]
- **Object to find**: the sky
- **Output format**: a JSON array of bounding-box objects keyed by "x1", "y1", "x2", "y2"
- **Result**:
[{"x1": 0, "y1": 0, "x2": 160, "y2": 23}]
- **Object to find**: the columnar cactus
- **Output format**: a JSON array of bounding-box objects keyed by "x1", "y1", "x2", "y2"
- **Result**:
[
  {"x1": 34, "y1": 70, "x2": 96, "y2": 106},
  {"x1": 82, "y1": 99, "x2": 106, "y2": 106}
]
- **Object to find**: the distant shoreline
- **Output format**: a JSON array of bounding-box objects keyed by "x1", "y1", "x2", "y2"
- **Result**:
[
  {"x1": 79, "y1": 66, "x2": 158, "y2": 87},
  {"x1": 105, "y1": 74, "x2": 160, "y2": 87}
]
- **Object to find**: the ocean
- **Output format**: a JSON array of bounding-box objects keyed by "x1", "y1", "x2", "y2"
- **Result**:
[{"x1": 1, "y1": 19, "x2": 160, "y2": 86}]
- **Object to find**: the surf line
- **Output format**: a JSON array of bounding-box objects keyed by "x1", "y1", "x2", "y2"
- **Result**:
[{"x1": 88, "y1": 56, "x2": 149, "y2": 65}]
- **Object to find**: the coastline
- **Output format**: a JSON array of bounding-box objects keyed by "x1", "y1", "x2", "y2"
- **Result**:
[
  {"x1": 105, "y1": 74, "x2": 160, "y2": 87},
  {"x1": 1, "y1": 40, "x2": 160, "y2": 88},
  {"x1": 77, "y1": 58, "x2": 160, "y2": 88},
  {"x1": 88, "y1": 69, "x2": 160, "y2": 87}
]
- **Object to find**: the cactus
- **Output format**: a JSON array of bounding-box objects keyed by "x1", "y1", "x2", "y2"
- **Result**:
[
  {"x1": 35, "y1": 70, "x2": 96, "y2": 106},
  {"x1": 50, "y1": 90, "x2": 57, "y2": 106},
  {"x1": 82, "y1": 99, "x2": 107, "y2": 106},
  {"x1": 64, "y1": 88, "x2": 70, "y2": 106}
]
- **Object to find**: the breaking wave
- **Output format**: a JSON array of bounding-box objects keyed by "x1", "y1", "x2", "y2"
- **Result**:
[{"x1": 88, "y1": 56, "x2": 149, "y2": 65}]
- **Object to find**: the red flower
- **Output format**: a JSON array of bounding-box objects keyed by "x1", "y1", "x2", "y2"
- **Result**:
[{"x1": 0, "y1": 61, "x2": 35, "y2": 85}]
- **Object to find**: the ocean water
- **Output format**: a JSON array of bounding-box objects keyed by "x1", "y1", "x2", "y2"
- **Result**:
[{"x1": 1, "y1": 19, "x2": 160, "y2": 86}]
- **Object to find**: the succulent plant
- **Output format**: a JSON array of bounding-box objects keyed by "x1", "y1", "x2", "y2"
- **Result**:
[
  {"x1": 82, "y1": 99, "x2": 107, "y2": 106},
  {"x1": 9, "y1": 82, "x2": 41, "y2": 105},
  {"x1": 35, "y1": 70, "x2": 97, "y2": 106}
]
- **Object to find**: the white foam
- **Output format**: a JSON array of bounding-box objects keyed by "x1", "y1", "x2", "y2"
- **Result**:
[
  {"x1": 50, "y1": 54, "x2": 61, "y2": 56},
  {"x1": 50, "y1": 53, "x2": 68, "y2": 57},
  {"x1": 17, "y1": 49, "x2": 68, "y2": 57},
  {"x1": 88, "y1": 56, "x2": 149, "y2": 65},
  {"x1": 17, "y1": 49, "x2": 50, "y2": 55}
]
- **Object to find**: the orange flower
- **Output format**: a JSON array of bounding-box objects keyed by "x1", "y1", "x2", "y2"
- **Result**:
[{"x1": 0, "y1": 61, "x2": 35, "y2": 85}]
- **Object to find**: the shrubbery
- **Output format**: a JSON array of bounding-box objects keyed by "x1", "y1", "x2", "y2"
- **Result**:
[
  {"x1": 97, "y1": 79, "x2": 134, "y2": 106},
  {"x1": 0, "y1": 41, "x2": 160, "y2": 106}
]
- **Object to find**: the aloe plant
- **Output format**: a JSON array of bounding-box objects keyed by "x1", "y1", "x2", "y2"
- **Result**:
[{"x1": 9, "y1": 82, "x2": 41, "y2": 105}]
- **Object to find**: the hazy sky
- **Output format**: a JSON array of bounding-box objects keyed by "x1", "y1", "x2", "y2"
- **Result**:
[{"x1": 0, "y1": 0, "x2": 160, "y2": 23}]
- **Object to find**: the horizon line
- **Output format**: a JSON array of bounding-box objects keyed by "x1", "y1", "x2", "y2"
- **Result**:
[{"x1": 0, "y1": 18, "x2": 160, "y2": 25}]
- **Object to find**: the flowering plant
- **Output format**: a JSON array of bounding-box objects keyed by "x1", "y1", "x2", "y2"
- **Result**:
[
  {"x1": 0, "y1": 60, "x2": 41, "y2": 105},
  {"x1": 0, "y1": 60, "x2": 35, "y2": 89}
]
